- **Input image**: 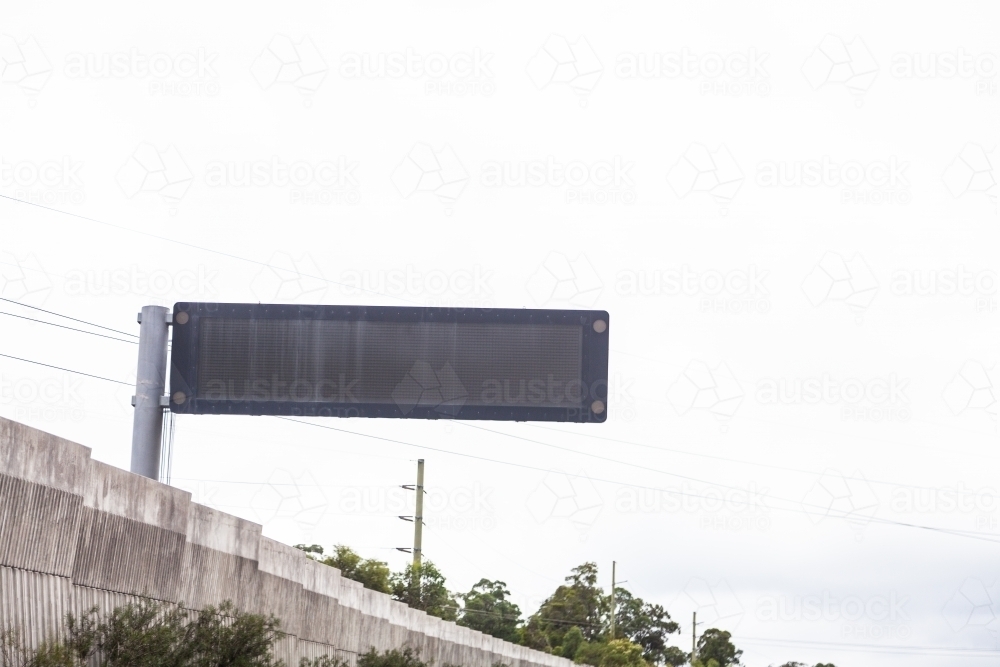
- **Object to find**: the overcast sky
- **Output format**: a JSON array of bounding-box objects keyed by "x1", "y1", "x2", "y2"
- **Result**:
[{"x1": 0, "y1": 1, "x2": 997, "y2": 665}]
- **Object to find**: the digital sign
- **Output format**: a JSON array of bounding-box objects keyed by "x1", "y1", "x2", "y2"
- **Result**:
[{"x1": 169, "y1": 303, "x2": 610, "y2": 422}]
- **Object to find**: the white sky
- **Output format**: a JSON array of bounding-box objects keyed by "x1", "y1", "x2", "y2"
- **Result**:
[{"x1": 0, "y1": 1, "x2": 997, "y2": 665}]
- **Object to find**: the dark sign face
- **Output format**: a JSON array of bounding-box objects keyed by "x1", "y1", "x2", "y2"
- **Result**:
[{"x1": 170, "y1": 303, "x2": 610, "y2": 422}]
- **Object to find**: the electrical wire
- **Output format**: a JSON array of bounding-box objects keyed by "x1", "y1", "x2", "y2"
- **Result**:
[
  {"x1": 0, "y1": 194, "x2": 422, "y2": 306},
  {"x1": 522, "y1": 423, "x2": 969, "y2": 494},
  {"x1": 0, "y1": 352, "x2": 132, "y2": 385},
  {"x1": 732, "y1": 634, "x2": 1000, "y2": 657},
  {"x1": 0, "y1": 296, "x2": 138, "y2": 337},
  {"x1": 275, "y1": 417, "x2": 1000, "y2": 545},
  {"x1": 453, "y1": 422, "x2": 1000, "y2": 541},
  {"x1": 0, "y1": 348, "x2": 990, "y2": 545},
  {"x1": 0, "y1": 309, "x2": 137, "y2": 343}
]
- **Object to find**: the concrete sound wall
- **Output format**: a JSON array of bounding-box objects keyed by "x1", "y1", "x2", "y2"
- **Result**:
[{"x1": 0, "y1": 417, "x2": 570, "y2": 667}]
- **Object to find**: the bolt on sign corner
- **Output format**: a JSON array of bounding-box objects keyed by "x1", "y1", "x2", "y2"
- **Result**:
[{"x1": 169, "y1": 303, "x2": 610, "y2": 423}]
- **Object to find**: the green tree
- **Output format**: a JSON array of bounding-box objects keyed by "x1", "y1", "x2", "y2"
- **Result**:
[
  {"x1": 600, "y1": 639, "x2": 646, "y2": 667},
  {"x1": 300, "y1": 658, "x2": 349, "y2": 667},
  {"x1": 694, "y1": 629, "x2": 741, "y2": 667},
  {"x1": 516, "y1": 617, "x2": 551, "y2": 652},
  {"x1": 457, "y1": 579, "x2": 522, "y2": 642},
  {"x1": 573, "y1": 640, "x2": 606, "y2": 666},
  {"x1": 573, "y1": 639, "x2": 647, "y2": 667},
  {"x1": 2, "y1": 599, "x2": 283, "y2": 667},
  {"x1": 295, "y1": 544, "x2": 392, "y2": 594},
  {"x1": 356, "y1": 648, "x2": 428, "y2": 667},
  {"x1": 390, "y1": 561, "x2": 459, "y2": 621},
  {"x1": 610, "y1": 589, "x2": 680, "y2": 665},
  {"x1": 187, "y1": 601, "x2": 284, "y2": 665},
  {"x1": 1, "y1": 627, "x2": 77, "y2": 667},
  {"x1": 560, "y1": 627, "x2": 584, "y2": 660},
  {"x1": 529, "y1": 562, "x2": 605, "y2": 650},
  {"x1": 68, "y1": 599, "x2": 191, "y2": 666},
  {"x1": 659, "y1": 647, "x2": 687, "y2": 667}
]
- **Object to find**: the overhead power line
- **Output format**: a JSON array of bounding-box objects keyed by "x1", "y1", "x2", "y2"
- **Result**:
[
  {"x1": 0, "y1": 309, "x2": 137, "y2": 344},
  {"x1": 454, "y1": 421, "x2": 1000, "y2": 542},
  {"x1": 523, "y1": 423, "x2": 961, "y2": 495},
  {"x1": 0, "y1": 296, "x2": 138, "y2": 338},
  {"x1": 733, "y1": 634, "x2": 1000, "y2": 657},
  {"x1": 0, "y1": 352, "x2": 132, "y2": 385},
  {"x1": 276, "y1": 417, "x2": 1000, "y2": 545},
  {"x1": 0, "y1": 195, "x2": 421, "y2": 306}
]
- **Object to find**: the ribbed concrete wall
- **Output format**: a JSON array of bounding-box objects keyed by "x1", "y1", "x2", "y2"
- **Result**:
[{"x1": 0, "y1": 417, "x2": 570, "y2": 667}]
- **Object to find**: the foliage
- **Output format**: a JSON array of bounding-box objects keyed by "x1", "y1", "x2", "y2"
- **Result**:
[
  {"x1": 573, "y1": 641, "x2": 606, "y2": 666},
  {"x1": 390, "y1": 561, "x2": 460, "y2": 621},
  {"x1": 659, "y1": 646, "x2": 687, "y2": 667},
  {"x1": 299, "y1": 658, "x2": 348, "y2": 667},
  {"x1": 356, "y1": 648, "x2": 428, "y2": 667},
  {"x1": 573, "y1": 639, "x2": 647, "y2": 667},
  {"x1": 528, "y1": 562, "x2": 605, "y2": 651},
  {"x1": 694, "y1": 629, "x2": 742, "y2": 667},
  {"x1": 515, "y1": 618, "x2": 551, "y2": 652},
  {"x1": 1, "y1": 628, "x2": 76, "y2": 667},
  {"x1": 457, "y1": 580, "x2": 522, "y2": 643},
  {"x1": 295, "y1": 545, "x2": 392, "y2": 594},
  {"x1": 186, "y1": 601, "x2": 284, "y2": 666},
  {"x1": 609, "y1": 588, "x2": 679, "y2": 665},
  {"x1": 600, "y1": 640, "x2": 646, "y2": 667},
  {"x1": 560, "y1": 627, "x2": 584, "y2": 660},
  {"x1": 2, "y1": 599, "x2": 282, "y2": 667},
  {"x1": 527, "y1": 562, "x2": 684, "y2": 665}
]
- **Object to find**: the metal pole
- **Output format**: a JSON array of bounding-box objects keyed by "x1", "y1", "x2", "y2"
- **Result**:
[
  {"x1": 610, "y1": 560, "x2": 616, "y2": 639},
  {"x1": 130, "y1": 305, "x2": 170, "y2": 479},
  {"x1": 413, "y1": 459, "x2": 424, "y2": 568}
]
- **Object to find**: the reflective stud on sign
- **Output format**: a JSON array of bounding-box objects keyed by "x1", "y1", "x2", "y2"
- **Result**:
[
  {"x1": 172, "y1": 392, "x2": 187, "y2": 405},
  {"x1": 591, "y1": 400, "x2": 605, "y2": 414},
  {"x1": 175, "y1": 312, "x2": 189, "y2": 325},
  {"x1": 593, "y1": 319, "x2": 607, "y2": 333}
]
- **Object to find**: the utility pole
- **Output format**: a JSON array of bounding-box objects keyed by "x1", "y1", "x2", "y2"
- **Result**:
[
  {"x1": 691, "y1": 611, "x2": 701, "y2": 665},
  {"x1": 413, "y1": 459, "x2": 424, "y2": 569},
  {"x1": 130, "y1": 305, "x2": 170, "y2": 479},
  {"x1": 609, "y1": 560, "x2": 616, "y2": 639}
]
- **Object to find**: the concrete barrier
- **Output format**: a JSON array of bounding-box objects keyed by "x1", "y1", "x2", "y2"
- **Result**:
[{"x1": 0, "y1": 417, "x2": 571, "y2": 667}]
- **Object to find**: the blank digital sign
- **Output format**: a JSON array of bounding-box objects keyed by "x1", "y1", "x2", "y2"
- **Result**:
[{"x1": 170, "y1": 303, "x2": 610, "y2": 422}]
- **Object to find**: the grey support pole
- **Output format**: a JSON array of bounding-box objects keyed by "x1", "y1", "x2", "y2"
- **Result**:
[{"x1": 130, "y1": 305, "x2": 170, "y2": 479}]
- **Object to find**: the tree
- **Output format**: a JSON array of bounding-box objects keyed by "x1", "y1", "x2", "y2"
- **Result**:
[
  {"x1": 390, "y1": 561, "x2": 459, "y2": 621},
  {"x1": 659, "y1": 647, "x2": 687, "y2": 667},
  {"x1": 526, "y1": 562, "x2": 684, "y2": 665},
  {"x1": 573, "y1": 639, "x2": 647, "y2": 667},
  {"x1": 516, "y1": 617, "x2": 552, "y2": 652},
  {"x1": 600, "y1": 639, "x2": 646, "y2": 667},
  {"x1": 295, "y1": 544, "x2": 392, "y2": 594},
  {"x1": 356, "y1": 648, "x2": 428, "y2": 667},
  {"x1": 694, "y1": 629, "x2": 742, "y2": 667},
  {"x1": 457, "y1": 579, "x2": 522, "y2": 642},
  {"x1": 561, "y1": 626, "x2": 584, "y2": 660},
  {"x1": 2, "y1": 599, "x2": 283, "y2": 667},
  {"x1": 529, "y1": 562, "x2": 605, "y2": 651},
  {"x1": 610, "y1": 589, "x2": 680, "y2": 665}
]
